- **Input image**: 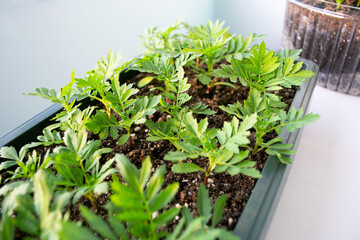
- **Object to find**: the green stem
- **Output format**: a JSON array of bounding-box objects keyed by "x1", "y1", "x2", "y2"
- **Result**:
[
  {"x1": 85, "y1": 192, "x2": 98, "y2": 211},
  {"x1": 127, "y1": 128, "x2": 133, "y2": 148},
  {"x1": 140, "y1": 193, "x2": 157, "y2": 239},
  {"x1": 252, "y1": 144, "x2": 259, "y2": 155},
  {"x1": 204, "y1": 165, "x2": 213, "y2": 187}
]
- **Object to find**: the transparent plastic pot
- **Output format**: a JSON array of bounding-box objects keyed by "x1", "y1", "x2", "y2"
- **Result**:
[{"x1": 283, "y1": 0, "x2": 360, "y2": 95}]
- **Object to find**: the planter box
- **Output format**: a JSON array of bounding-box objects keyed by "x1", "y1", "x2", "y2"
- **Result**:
[
  {"x1": 0, "y1": 59, "x2": 319, "y2": 239},
  {"x1": 283, "y1": 0, "x2": 360, "y2": 96}
]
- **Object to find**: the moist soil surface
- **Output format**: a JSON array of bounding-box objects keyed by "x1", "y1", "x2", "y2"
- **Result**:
[
  {"x1": 65, "y1": 64, "x2": 298, "y2": 231},
  {"x1": 2, "y1": 63, "x2": 298, "y2": 235}
]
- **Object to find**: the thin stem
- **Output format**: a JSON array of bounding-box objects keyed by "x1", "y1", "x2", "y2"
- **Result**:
[
  {"x1": 85, "y1": 192, "x2": 98, "y2": 211},
  {"x1": 127, "y1": 128, "x2": 133, "y2": 148},
  {"x1": 204, "y1": 164, "x2": 213, "y2": 187},
  {"x1": 204, "y1": 175, "x2": 209, "y2": 186},
  {"x1": 140, "y1": 192, "x2": 157, "y2": 239}
]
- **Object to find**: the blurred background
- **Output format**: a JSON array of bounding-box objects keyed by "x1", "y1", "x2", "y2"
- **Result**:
[{"x1": 0, "y1": 0, "x2": 287, "y2": 137}]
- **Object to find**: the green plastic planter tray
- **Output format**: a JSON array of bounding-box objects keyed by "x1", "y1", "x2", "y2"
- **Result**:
[{"x1": 0, "y1": 59, "x2": 319, "y2": 239}]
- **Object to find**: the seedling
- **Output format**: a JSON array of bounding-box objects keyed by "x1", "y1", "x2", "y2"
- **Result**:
[
  {"x1": 51, "y1": 128, "x2": 116, "y2": 209},
  {"x1": 146, "y1": 67, "x2": 215, "y2": 151},
  {"x1": 214, "y1": 42, "x2": 315, "y2": 95},
  {"x1": 184, "y1": 20, "x2": 262, "y2": 92},
  {"x1": 220, "y1": 88, "x2": 320, "y2": 163},
  {"x1": 0, "y1": 170, "x2": 73, "y2": 240},
  {"x1": 59, "y1": 157, "x2": 238, "y2": 240},
  {"x1": 3, "y1": 18, "x2": 320, "y2": 239},
  {"x1": 60, "y1": 155, "x2": 179, "y2": 240},
  {"x1": 0, "y1": 146, "x2": 51, "y2": 181},
  {"x1": 139, "y1": 16, "x2": 185, "y2": 57},
  {"x1": 26, "y1": 69, "x2": 83, "y2": 125},
  {"x1": 164, "y1": 113, "x2": 261, "y2": 185}
]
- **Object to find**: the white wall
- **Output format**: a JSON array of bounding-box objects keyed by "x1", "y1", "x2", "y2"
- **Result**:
[
  {"x1": 0, "y1": 0, "x2": 215, "y2": 137},
  {"x1": 214, "y1": 0, "x2": 287, "y2": 51}
]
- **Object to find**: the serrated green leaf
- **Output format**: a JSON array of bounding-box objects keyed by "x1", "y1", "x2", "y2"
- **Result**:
[{"x1": 108, "y1": 215, "x2": 129, "y2": 240}]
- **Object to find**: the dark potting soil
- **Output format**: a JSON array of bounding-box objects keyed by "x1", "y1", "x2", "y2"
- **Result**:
[
  {"x1": 1, "y1": 63, "x2": 298, "y2": 234},
  {"x1": 64, "y1": 64, "x2": 298, "y2": 231}
]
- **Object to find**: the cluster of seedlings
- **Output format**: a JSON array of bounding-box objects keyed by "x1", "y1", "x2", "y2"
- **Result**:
[{"x1": 0, "y1": 18, "x2": 319, "y2": 239}]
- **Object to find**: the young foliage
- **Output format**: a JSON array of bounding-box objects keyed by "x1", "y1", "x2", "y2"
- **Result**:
[
  {"x1": 166, "y1": 183, "x2": 239, "y2": 240},
  {"x1": 139, "y1": 16, "x2": 185, "y2": 57},
  {"x1": 58, "y1": 106, "x2": 96, "y2": 132},
  {"x1": 184, "y1": 20, "x2": 262, "y2": 90},
  {"x1": 82, "y1": 72, "x2": 160, "y2": 146},
  {"x1": 130, "y1": 53, "x2": 197, "y2": 90},
  {"x1": 26, "y1": 69, "x2": 83, "y2": 123},
  {"x1": 51, "y1": 128, "x2": 116, "y2": 207},
  {"x1": 0, "y1": 145, "x2": 51, "y2": 182},
  {"x1": 145, "y1": 67, "x2": 215, "y2": 151},
  {"x1": 0, "y1": 170, "x2": 73, "y2": 240},
  {"x1": 164, "y1": 112, "x2": 261, "y2": 184},
  {"x1": 60, "y1": 155, "x2": 180, "y2": 240},
  {"x1": 214, "y1": 41, "x2": 315, "y2": 93},
  {"x1": 59, "y1": 162, "x2": 239, "y2": 240},
  {"x1": 76, "y1": 50, "x2": 133, "y2": 119},
  {"x1": 25, "y1": 123, "x2": 63, "y2": 148},
  {"x1": 220, "y1": 88, "x2": 320, "y2": 163}
]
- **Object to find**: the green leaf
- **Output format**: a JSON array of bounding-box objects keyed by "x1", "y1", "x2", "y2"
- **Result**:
[
  {"x1": 149, "y1": 182, "x2": 179, "y2": 212},
  {"x1": 0, "y1": 146, "x2": 21, "y2": 161},
  {"x1": 197, "y1": 183, "x2": 211, "y2": 225},
  {"x1": 172, "y1": 163, "x2": 205, "y2": 174},
  {"x1": 199, "y1": 74, "x2": 211, "y2": 85},
  {"x1": 238, "y1": 168, "x2": 262, "y2": 178},
  {"x1": 0, "y1": 161, "x2": 17, "y2": 171},
  {"x1": 33, "y1": 170, "x2": 53, "y2": 222},
  {"x1": 80, "y1": 206, "x2": 117, "y2": 240},
  {"x1": 139, "y1": 157, "x2": 152, "y2": 189},
  {"x1": 145, "y1": 165, "x2": 165, "y2": 200},
  {"x1": 118, "y1": 134, "x2": 130, "y2": 145},
  {"x1": 164, "y1": 152, "x2": 196, "y2": 162},
  {"x1": 108, "y1": 215, "x2": 129, "y2": 240},
  {"x1": 60, "y1": 222, "x2": 100, "y2": 240},
  {"x1": 117, "y1": 211, "x2": 150, "y2": 222},
  {"x1": 138, "y1": 76, "x2": 155, "y2": 88},
  {"x1": 115, "y1": 154, "x2": 140, "y2": 191},
  {"x1": 211, "y1": 194, "x2": 227, "y2": 227},
  {"x1": 154, "y1": 208, "x2": 180, "y2": 227}
]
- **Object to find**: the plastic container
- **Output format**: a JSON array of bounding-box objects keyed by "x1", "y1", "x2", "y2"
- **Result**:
[
  {"x1": 283, "y1": 0, "x2": 360, "y2": 95},
  {"x1": 0, "y1": 60, "x2": 319, "y2": 240}
]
